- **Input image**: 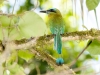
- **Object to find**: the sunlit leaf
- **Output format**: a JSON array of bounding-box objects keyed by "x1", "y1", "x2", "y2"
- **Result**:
[
  {"x1": 0, "y1": 16, "x2": 9, "y2": 40},
  {"x1": 7, "y1": 63, "x2": 25, "y2": 75},
  {"x1": 10, "y1": 11, "x2": 47, "y2": 40},
  {"x1": 86, "y1": 0, "x2": 100, "y2": 11},
  {"x1": 18, "y1": 50, "x2": 34, "y2": 62},
  {"x1": 6, "y1": 51, "x2": 17, "y2": 66},
  {"x1": 0, "y1": 15, "x2": 15, "y2": 40},
  {"x1": 0, "y1": 15, "x2": 11, "y2": 27},
  {"x1": 87, "y1": 40, "x2": 100, "y2": 55}
]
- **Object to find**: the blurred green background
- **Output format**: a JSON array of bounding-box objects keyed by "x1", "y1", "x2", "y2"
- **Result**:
[{"x1": 1, "y1": 0, "x2": 100, "y2": 75}]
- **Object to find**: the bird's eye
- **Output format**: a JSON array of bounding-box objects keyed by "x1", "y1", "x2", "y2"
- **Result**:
[
  {"x1": 50, "y1": 9, "x2": 56, "y2": 12},
  {"x1": 50, "y1": 9, "x2": 54, "y2": 12}
]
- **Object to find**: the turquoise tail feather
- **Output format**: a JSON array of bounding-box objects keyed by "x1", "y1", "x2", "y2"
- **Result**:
[
  {"x1": 54, "y1": 32, "x2": 64, "y2": 65},
  {"x1": 54, "y1": 35, "x2": 57, "y2": 51},
  {"x1": 56, "y1": 58, "x2": 64, "y2": 65},
  {"x1": 54, "y1": 32, "x2": 62, "y2": 54}
]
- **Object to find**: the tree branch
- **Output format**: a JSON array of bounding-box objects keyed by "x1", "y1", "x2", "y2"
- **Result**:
[
  {"x1": 0, "y1": 29, "x2": 100, "y2": 75},
  {"x1": 14, "y1": 29, "x2": 100, "y2": 50}
]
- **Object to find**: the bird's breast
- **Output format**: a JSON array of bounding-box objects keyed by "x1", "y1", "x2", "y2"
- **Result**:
[{"x1": 47, "y1": 16, "x2": 65, "y2": 34}]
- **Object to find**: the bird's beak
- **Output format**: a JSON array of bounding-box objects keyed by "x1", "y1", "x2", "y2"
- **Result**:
[{"x1": 40, "y1": 10, "x2": 47, "y2": 13}]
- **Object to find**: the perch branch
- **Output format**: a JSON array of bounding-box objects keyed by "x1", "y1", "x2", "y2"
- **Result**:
[
  {"x1": 0, "y1": 29, "x2": 100, "y2": 75},
  {"x1": 13, "y1": 29, "x2": 100, "y2": 50}
]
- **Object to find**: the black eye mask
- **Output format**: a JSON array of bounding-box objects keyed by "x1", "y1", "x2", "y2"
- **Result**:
[{"x1": 48, "y1": 9, "x2": 56, "y2": 13}]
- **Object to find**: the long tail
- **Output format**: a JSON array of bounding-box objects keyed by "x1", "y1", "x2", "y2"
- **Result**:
[
  {"x1": 54, "y1": 32, "x2": 62, "y2": 54},
  {"x1": 54, "y1": 32, "x2": 64, "y2": 65}
]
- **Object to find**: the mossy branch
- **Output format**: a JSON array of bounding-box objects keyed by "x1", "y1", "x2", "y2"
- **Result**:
[{"x1": 0, "y1": 29, "x2": 100, "y2": 75}]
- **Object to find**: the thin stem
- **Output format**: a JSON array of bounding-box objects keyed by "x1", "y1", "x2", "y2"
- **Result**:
[
  {"x1": 12, "y1": 0, "x2": 17, "y2": 14},
  {"x1": 8, "y1": 0, "x2": 17, "y2": 37},
  {"x1": 69, "y1": 40, "x2": 92, "y2": 67},
  {"x1": 94, "y1": 9, "x2": 99, "y2": 30}
]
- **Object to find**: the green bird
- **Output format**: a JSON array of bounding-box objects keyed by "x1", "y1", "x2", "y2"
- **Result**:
[{"x1": 40, "y1": 8, "x2": 65, "y2": 65}]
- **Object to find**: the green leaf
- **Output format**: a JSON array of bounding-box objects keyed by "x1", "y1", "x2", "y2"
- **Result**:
[
  {"x1": 87, "y1": 40, "x2": 100, "y2": 55},
  {"x1": 10, "y1": 11, "x2": 47, "y2": 40},
  {"x1": 0, "y1": 16, "x2": 11, "y2": 27},
  {"x1": 86, "y1": 0, "x2": 100, "y2": 11},
  {"x1": 6, "y1": 51, "x2": 17, "y2": 66},
  {"x1": 0, "y1": 11, "x2": 47, "y2": 40},
  {"x1": 0, "y1": 15, "x2": 15, "y2": 40},
  {"x1": 18, "y1": 50, "x2": 34, "y2": 62},
  {"x1": 7, "y1": 63, "x2": 25, "y2": 75}
]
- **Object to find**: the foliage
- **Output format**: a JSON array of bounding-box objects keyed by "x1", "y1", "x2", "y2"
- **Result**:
[
  {"x1": 0, "y1": 0, "x2": 100, "y2": 75},
  {"x1": 0, "y1": 12, "x2": 47, "y2": 40},
  {"x1": 88, "y1": 40, "x2": 100, "y2": 54},
  {"x1": 86, "y1": 0, "x2": 100, "y2": 11}
]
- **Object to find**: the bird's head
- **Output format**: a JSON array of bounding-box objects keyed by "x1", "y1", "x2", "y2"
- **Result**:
[{"x1": 40, "y1": 8, "x2": 62, "y2": 16}]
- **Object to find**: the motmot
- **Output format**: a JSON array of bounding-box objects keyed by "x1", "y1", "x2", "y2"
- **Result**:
[
  {"x1": 40, "y1": 8, "x2": 92, "y2": 66},
  {"x1": 40, "y1": 8, "x2": 65, "y2": 65}
]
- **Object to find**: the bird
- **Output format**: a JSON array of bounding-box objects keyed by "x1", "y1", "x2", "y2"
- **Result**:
[{"x1": 40, "y1": 8, "x2": 65, "y2": 65}]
